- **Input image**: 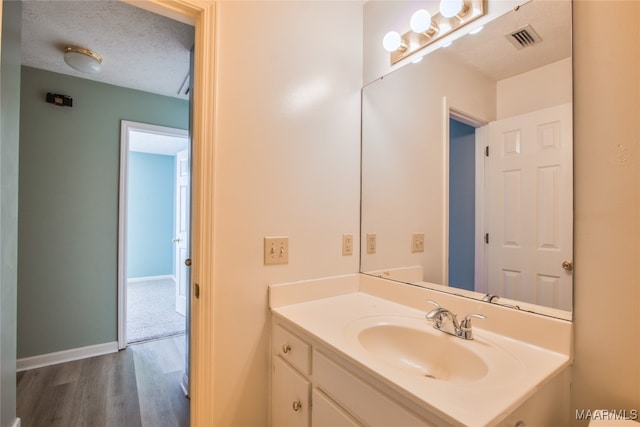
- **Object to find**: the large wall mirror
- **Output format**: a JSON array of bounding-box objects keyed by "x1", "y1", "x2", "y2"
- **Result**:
[{"x1": 361, "y1": 0, "x2": 573, "y2": 319}]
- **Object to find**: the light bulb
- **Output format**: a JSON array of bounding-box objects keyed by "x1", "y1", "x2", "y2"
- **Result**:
[
  {"x1": 410, "y1": 9, "x2": 433, "y2": 33},
  {"x1": 440, "y1": 0, "x2": 465, "y2": 18},
  {"x1": 382, "y1": 31, "x2": 402, "y2": 52}
]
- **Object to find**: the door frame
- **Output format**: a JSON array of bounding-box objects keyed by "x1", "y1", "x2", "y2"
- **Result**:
[
  {"x1": 117, "y1": 120, "x2": 189, "y2": 350},
  {"x1": 120, "y1": 2, "x2": 216, "y2": 425}
]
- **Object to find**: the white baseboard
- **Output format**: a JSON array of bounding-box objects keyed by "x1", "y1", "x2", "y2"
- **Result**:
[
  {"x1": 11, "y1": 418, "x2": 21, "y2": 427},
  {"x1": 16, "y1": 341, "x2": 119, "y2": 372},
  {"x1": 127, "y1": 274, "x2": 175, "y2": 283}
]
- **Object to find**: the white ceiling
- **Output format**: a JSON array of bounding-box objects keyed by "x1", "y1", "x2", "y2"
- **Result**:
[
  {"x1": 129, "y1": 130, "x2": 188, "y2": 155},
  {"x1": 440, "y1": 0, "x2": 572, "y2": 81},
  {"x1": 21, "y1": 0, "x2": 194, "y2": 100}
]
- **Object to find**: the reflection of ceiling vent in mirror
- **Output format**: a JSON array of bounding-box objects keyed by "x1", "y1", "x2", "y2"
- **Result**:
[{"x1": 506, "y1": 25, "x2": 542, "y2": 50}]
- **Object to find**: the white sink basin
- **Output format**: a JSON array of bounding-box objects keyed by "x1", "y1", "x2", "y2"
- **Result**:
[
  {"x1": 344, "y1": 315, "x2": 520, "y2": 385},
  {"x1": 356, "y1": 322, "x2": 489, "y2": 382}
]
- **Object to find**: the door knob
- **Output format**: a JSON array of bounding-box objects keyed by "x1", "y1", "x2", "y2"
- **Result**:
[
  {"x1": 185, "y1": 258, "x2": 192, "y2": 267},
  {"x1": 562, "y1": 260, "x2": 573, "y2": 271}
]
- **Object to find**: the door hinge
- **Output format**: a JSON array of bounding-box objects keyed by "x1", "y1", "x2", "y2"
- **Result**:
[
  {"x1": 485, "y1": 146, "x2": 490, "y2": 157},
  {"x1": 484, "y1": 233, "x2": 489, "y2": 244}
]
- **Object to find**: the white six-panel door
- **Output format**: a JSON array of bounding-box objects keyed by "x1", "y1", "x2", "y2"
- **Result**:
[
  {"x1": 485, "y1": 103, "x2": 572, "y2": 310},
  {"x1": 175, "y1": 148, "x2": 190, "y2": 316}
]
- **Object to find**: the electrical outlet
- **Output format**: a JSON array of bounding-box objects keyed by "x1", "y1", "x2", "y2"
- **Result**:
[
  {"x1": 342, "y1": 233, "x2": 353, "y2": 256},
  {"x1": 412, "y1": 232, "x2": 425, "y2": 253},
  {"x1": 264, "y1": 237, "x2": 289, "y2": 265},
  {"x1": 366, "y1": 233, "x2": 376, "y2": 254}
]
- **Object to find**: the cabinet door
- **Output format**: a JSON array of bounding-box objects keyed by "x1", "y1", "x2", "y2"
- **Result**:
[
  {"x1": 272, "y1": 356, "x2": 310, "y2": 427},
  {"x1": 312, "y1": 388, "x2": 362, "y2": 427}
]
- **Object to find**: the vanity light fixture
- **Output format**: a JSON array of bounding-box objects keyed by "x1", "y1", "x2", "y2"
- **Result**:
[
  {"x1": 410, "y1": 9, "x2": 438, "y2": 37},
  {"x1": 63, "y1": 45, "x2": 103, "y2": 74},
  {"x1": 469, "y1": 25, "x2": 484, "y2": 35},
  {"x1": 439, "y1": 0, "x2": 470, "y2": 19},
  {"x1": 382, "y1": 0, "x2": 484, "y2": 65},
  {"x1": 382, "y1": 31, "x2": 407, "y2": 53}
]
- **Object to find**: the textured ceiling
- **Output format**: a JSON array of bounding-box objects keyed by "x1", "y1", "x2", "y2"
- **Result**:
[
  {"x1": 22, "y1": 0, "x2": 194, "y2": 100},
  {"x1": 442, "y1": 0, "x2": 572, "y2": 81}
]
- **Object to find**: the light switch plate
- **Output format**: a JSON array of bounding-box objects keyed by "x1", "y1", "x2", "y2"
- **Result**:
[
  {"x1": 264, "y1": 237, "x2": 289, "y2": 265},
  {"x1": 342, "y1": 233, "x2": 353, "y2": 256},
  {"x1": 412, "y1": 232, "x2": 425, "y2": 253}
]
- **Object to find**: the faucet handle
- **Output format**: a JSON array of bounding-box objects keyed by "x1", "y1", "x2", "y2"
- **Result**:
[
  {"x1": 425, "y1": 300, "x2": 444, "y2": 325},
  {"x1": 426, "y1": 300, "x2": 440, "y2": 309},
  {"x1": 459, "y1": 313, "x2": 486, "y2": 340}
]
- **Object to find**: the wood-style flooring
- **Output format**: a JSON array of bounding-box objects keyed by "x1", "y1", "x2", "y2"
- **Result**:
[{"x1": 17, "y1": 335, "x2": 189, "y2": 427}]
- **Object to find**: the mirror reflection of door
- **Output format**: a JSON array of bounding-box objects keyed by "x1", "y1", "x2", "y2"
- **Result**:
[{"x1": 484, "y1": 104, "x2": 573, "y2": 311}]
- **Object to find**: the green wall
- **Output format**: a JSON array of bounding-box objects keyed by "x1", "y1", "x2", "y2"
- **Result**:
[
  {"x1": 17, "y1": 66, "x2": 189, "y2": 358},
  {"x1": 1, "y1": 2, "x2": 22, "y2": 425}
]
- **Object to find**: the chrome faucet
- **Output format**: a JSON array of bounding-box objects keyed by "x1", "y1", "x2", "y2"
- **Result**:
[{"x1": 425, "y1": 300, "x2": 486, "y2": 340}]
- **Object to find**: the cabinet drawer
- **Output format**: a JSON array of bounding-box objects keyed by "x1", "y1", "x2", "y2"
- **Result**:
[
  {"x1": 313, "y1": 350, "x2": 436, "y2": 427},
  {"x1": 272, "y1": 356, "x2": 310, "y2": 427},
  {"x1": 273, "y1": 324, "x2": 311, "y2": 374}
]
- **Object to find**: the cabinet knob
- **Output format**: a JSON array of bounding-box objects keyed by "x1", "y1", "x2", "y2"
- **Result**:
[
  {"x1": 282, "y1": 344, "x2": 291, "y2": 354},
  {"x1": 292, "y1": 401, "x2": 302, "y2": 412}
]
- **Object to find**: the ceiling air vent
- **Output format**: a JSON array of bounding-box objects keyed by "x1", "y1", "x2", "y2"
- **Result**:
[{"x1": 506, "y1": 25, "x2": 542, "y2": 50}]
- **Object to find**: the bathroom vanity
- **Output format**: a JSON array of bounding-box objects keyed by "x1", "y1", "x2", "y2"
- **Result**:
[{"x1": 269, "y1": 274, "x2": 572, "y2": 427}]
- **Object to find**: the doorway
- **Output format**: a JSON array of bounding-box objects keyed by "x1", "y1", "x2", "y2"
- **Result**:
[
  {"x1": 448, "y1": 117, "x2": 477, "y2": 291},
  {"x1": 117, "y1": 121, "x2": 191, "y2": 369},
  {"x1": 444, "y1": 102, "x2": 488, "y2": 293}
]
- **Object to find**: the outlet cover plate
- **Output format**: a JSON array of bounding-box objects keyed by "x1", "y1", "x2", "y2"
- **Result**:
[
  {"x1": 366, "y1": 233, "x2": 376, "y2": 254},
  {"x1": 342, "y1": 233, "x2": 353, "y2": 256},
  {"x1": 412, "y1": 232, "x2": 425, "y2": 253}
]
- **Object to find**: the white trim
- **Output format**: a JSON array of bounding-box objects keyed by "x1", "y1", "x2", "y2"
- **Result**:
[
  {"x1": 17, "y1": 342, "x2": 118, "y2": 372},
  {"x1": 124, "y1": 2, "x2": 217, "y2": 424},
  {"x1": 127, "y1": 274, "x2": 176, "y2": 284},
  {"x1": 118, "y1": 120, "x2": 189, "y2": 350}
]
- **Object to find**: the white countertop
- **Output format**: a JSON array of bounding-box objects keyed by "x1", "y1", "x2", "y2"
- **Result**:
[{"x1": 270, "y1": 274, "x2": 572, "y2": 426}]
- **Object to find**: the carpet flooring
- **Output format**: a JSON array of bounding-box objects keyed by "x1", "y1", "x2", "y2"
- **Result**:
[{"x1": 127, "y1": 278, "x2": 186, "y2": 344}]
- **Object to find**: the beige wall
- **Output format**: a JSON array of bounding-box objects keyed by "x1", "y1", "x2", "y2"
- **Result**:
[
  {"x1": 207, "y1": 0, "x2": 640, "y2": 425},
  {"x1": 361, "y1": 51, "x2": 495, "y2": 283},
  {"x1": 572, "y1": 0, "x2": 640, "y2": 423},
  {"x1": 213, "y1": 2, "x2": 362, "y2": 425},
  {"x1": 497, "y1": 57, "x2": 572, "y2": 119}
]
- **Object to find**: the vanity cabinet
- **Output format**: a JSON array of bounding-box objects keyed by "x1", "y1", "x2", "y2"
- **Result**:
[
  {"x1": 271, "y1": 318, "x2": 440, "y2": 427},
  {"x1": 271, "y1": 313, "x2": 570, "y2": 427}
]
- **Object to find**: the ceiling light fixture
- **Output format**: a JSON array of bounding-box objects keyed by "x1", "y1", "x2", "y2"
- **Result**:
[{"x1": 63, "y1": 46, "x2": 103, "y2": 74}]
